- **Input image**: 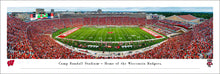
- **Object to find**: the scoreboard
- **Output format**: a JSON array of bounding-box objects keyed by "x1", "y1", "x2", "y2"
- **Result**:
[{"x1": 30, "y1": 13, "x2": 54, "y2": 20}]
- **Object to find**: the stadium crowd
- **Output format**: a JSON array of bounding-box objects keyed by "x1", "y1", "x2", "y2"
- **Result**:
[
  {"x1": 83, "y1": 17, "x2": 146, "y2": 26},
  {"x1": 126, "y1": 18, "x2": 213, "y2": 59},
  {"x1": 7, "y1": 16, "x2": 213, "y2": 59},
  {"x1": 159, "y1": 20, "x2": 191, "y2": 29},
  {"x1": 7, "y1": 16, "x2": 32, "y2": 59},
  {"x1": 146, "y1": 19, "x2": 181, "y2": 35}
]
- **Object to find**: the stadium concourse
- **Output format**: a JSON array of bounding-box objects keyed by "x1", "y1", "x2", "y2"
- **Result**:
[{"x1": 7, "y1": 15, "x2": 213, "y2": 59}]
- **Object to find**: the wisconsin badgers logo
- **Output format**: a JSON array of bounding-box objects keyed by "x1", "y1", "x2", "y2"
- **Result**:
[
  {"x1": 207, "y1": 59, "x2": 213, "y2": 67},
  {"x1": 7, "y1": 60, "x2": 15, "y2": 67}
]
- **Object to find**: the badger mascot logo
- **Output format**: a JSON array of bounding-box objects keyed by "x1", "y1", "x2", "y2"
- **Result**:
[{"x1": 207, "y1": 59, "x2": 213, "y2": 67}]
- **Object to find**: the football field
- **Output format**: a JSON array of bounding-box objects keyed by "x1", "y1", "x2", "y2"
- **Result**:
[{"x1": 64, "y1": 27, "x2": 156, "y2": 41}]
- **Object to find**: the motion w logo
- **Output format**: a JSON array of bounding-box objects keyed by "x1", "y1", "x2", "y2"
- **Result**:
[{"x1": 7, "y1": 60, "x2": 15, "y2": 67}]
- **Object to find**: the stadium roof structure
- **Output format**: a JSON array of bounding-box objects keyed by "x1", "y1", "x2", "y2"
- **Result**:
[
  {"x1": 177, "y1": 14, "x2": 198, "y2": 21},
  {"x1": 165, "y1": 14, "x2": 201, "y2": 24}
]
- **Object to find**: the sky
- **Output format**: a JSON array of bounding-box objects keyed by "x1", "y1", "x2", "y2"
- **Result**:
[{"x1": 7, "y1": 7, "x2": 213, "y2": 12}]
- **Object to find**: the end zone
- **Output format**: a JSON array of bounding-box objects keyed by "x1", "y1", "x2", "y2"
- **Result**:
[
  {"x1": 140, "y1": 27, "x2": 163, "y2": 38},
  {"x1": 57, "y1": 27, "x2": 80, "y2": 38}
]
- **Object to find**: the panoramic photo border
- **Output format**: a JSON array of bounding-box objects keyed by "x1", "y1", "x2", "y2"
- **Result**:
[{"x1": 1, "y1": 0, "x2": 219, "y2": 73}]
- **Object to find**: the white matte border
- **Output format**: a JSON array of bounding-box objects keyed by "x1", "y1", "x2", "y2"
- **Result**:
[{"x1": 1, "y1": 1, "x2": 219, "y2": 73}]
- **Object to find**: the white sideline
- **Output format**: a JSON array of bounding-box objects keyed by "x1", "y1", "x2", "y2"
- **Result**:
[{"x1": 53, "y1": 34, "x2": 167, "y2": 57}]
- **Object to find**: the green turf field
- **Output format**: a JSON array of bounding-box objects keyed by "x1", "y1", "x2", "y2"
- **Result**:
[
  {"x1": 52, "y1": 27, "x2": 166, "y2": 51},
  {"x1": 64, "y1": 27, "x2": 156, "y2": 41}
]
